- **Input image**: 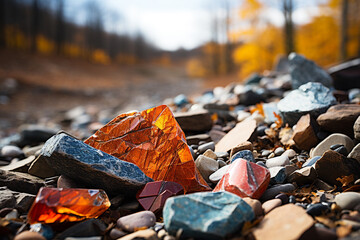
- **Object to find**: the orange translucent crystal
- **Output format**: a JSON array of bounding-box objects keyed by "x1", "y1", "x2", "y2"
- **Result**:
[
  {"x1": 85, "y1": 105, "x2": 210, "y2": 193},
  {"x1": 27, "y1": 188, "x2": 110, "y2": 224}
]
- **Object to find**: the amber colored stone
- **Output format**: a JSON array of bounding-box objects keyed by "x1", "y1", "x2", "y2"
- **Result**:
[
  {"x1": 213, "y1": 159, "x2": 270, "y2": 199},
  {"x1": 85, "y1": 105, "x2": 210, "y2": 193},
  {"x1": 27, "y1": 187, "x2": 110, "y2": 224},
  {"x1": 137, "y1": 181, "x2": 183, "y2": 214}
]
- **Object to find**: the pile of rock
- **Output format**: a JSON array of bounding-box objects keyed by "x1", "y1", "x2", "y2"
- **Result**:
[{"x1": 1, "y1": 53, "x2": 360, "y2": 240}]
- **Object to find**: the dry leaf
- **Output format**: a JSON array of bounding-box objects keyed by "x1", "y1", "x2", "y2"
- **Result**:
[
  {"x1": 336, "y1": 225, "x2": 352, "y2": 238},
  {"x1": 250, "y1": 103, "x2": 264, "y2": 117},
  {"x1": 273, "y1": 112, "x2": 283, "y2": 128},
  {"x1": 336, "y1": 175, "x2": 354, "y2": 188}
]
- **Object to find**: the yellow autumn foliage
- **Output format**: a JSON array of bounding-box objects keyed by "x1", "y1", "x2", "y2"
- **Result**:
[
  {"x1": 91, "y1": 49, "x2": 111, "y2": 65},
  {"x1": 37, "y1": 35, "x2": 55, "y2": 55},
  {"x1": 186, "y1": 58, "x2": 207, "y2": 78}
]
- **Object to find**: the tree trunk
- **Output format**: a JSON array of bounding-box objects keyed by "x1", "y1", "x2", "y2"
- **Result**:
[
  {"x1": 283, "y1": 0, "x2": 294, "y2": 55},
  {"x1": 31, "y1": 0, "x2": 39, "y2": 53},
  {"x1": 56, "y1": 0, "x2": 64, "y2": 55},
  {"x1": 340, "y1": 0, "x2": 349, "y2": 61}
]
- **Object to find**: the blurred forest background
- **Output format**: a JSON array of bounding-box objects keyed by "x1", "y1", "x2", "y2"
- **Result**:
[{"x1": 0, "y1": 0, "x2": 360, "y2": 131}]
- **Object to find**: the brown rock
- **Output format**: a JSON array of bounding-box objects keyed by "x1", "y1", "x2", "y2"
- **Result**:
[
  {"x1": 0, "y1": 169, "x2": 45, "y2": 195},
  {"x1": 215, "y1": 118, "x2": 257, "y2": 152},
  {"x1": 243, "y1": 197, "x2": 263, "y2": 218},
  {"x1": 117, "y1": 229, "x2": 159, "y2": 240},
  {"x1": 252, "y1": 204, "x2": 314, "y2": 240},
  {"x1": 317, "y1": 104, "x2": 360, "y2": 137},
  {"x1": 174, "y1": 110, "x2": 213, "y2": 132},
  {"x1": 354, "y1": 116, "x2": 360, "y2": 140},
  {"x1": 229, "y1": 141, "x2": 253, "y2": 159},
  {"x1": 186, "y1": 134, "x2": 211, "y2": 145},
  {"x1": 315, "y1": 150, "x2": 360, "y2": 186},
  {"x1": 209, "y1": 129, "x2": 226, "y2": 144},
  {"x1": 262, "y1": 199, "x2": 282, "y2": 214},
  {"x1": 14, "y1": 231, "x2": 46, "y2": 240},
  {"x1": 292, "y1": 114, "x2": 319, "y2": 151},
  {"x1": 0, "y1": 156, "x2": 36, "y2": 173},
  {"x1": 28, "y1": 155, "x2": 58, "y2": 178},
  {"x1": 287, "y1": 166, "x2": 317, "y2": 186}
]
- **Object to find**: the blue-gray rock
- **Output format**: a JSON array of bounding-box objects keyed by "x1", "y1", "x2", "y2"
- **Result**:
[
  {"x1": 269, "y1": 167, "x2": 287, "y2": 184},
  {"x1": 306, "y1": 203, "x2": 329, "y2": 217},
  {"x1": 41, "y1": 133, "x2": 153, "y2": 196},
  {"x1": 277, "y1": 82, "x2": 336, "y2": 126},
  {"x1": 163, "y1": 191, "x2": 254, "y2": 239},
  {"x1": 261, "y1": 183, "x2": 296, "y2": 201},
  {"x1": 231, "y1": 150, "x2": 255, "y2": 163},
  {"x1": 19, "y1": 125, "x2": 58, "y2": 147},
  {"x1": 1, "y1": 145, "x2": 23, "y2": 158},
  {"x1": 174, "y1": 94, "x2": 189, "y2": 106},
  {"x1": 289, "y1": 53, "x2": 332, "y2": 89},
  {"x1": 302, "y1": 156, "x2": 321, "y2": 167},
  {"x1": 198, "y1": 142, "x2": 215, "y2": 154}
]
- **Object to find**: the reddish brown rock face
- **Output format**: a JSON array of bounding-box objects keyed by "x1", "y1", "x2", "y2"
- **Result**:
[
  {"x1": 85, "y1": 105, "x2": 210, "y2": 193},
  {"x1": 27, "y1": 187, "x2": 110, "y2": 224},
  {"x1": 213, "y1": 159, "x2": 270, "y2": 199},
  {"x1": 137, "y1": 181, "x2": 184, "y2": 214}
]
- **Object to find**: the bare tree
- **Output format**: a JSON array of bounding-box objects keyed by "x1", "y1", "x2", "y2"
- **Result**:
[
  {"x1": 31, "y1": 0, "x2": 39, "y2": 53},
  {"x1": 282, "y1": 0, "x2": 294, "y2": 55},
  {"x1": 56, "y1": 0, "x2": 65, "y2": 55},
  {"x1": 340, "y1": 0, "x2": 348, "y2": 61}
]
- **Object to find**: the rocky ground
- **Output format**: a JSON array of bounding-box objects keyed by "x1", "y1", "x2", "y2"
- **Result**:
[{"x1": 1, "y1": 53, "x2": 360, "y2": 240}]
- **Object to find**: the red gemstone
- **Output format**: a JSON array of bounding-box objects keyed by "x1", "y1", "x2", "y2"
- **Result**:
[
  {"x1": 137, "y1": 181, "x2": 184, "y2": 214},
  {"x1": 213, "y1": 159, "x2": 270, "y2": 199}
]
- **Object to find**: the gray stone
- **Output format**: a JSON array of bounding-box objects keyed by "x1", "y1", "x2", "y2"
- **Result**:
[
  {"x1": 0, "y1": 187, "x2": 16, "y2": 209},
  {"x1": 55, "y1": 219, "x2": 107, "y2": 240},
  {"x1": 186, "y1": 134, "x2": 212, "y2": 146},
  {"x1": 266, "y1": 155, "x2": 289, "y2": 168},
  {"x1": 311, "y1": 133, "x2": 354, "y2": 158},
  {"x1": 14, "y1": 192, "x2": 35, "y2": 213},
  {"x1": 269, "y1": 167, "x2": 287, "y2": 184},
  {"x1": 1, "y1": 145, "x2": 23, "y2": 158},
  {"x1": 277, "y1": 82, "x2": 336, "y2": 126},
  {"x1": 274, "y1": 147, "x2": 285, "y2": 156},
  {"x1": 348, "y1": 143, "x2": 360, "y2": 163},
  {"x1": 117, "y1": 211, "x2": 156, "y2": 232},
  {"x1": 18, "y1": 124, "x2": 58, "y2": 147},
  {"x1": 261, "y1": 183, "x2": 296, "y2": 201},
  {"x1": 198, "y1": 142, "x2": 215, "y2": 154},
  {"x1": 230, "y1": 150, "x2": 255, "y2": 163},
  {"x1": 23, "y1": 144, "x2": 43, "y2": 157},
  {"x1": 288, "y1": 53, "x2": 332, "y2": 89},
  {"x1": 174, "y1": 110, "x2": 213, "y2": 132},
  {"x1": 282, "y1": 149, "x2": 296, "y2": 159},
  {"x1": 302, "y1": 156, "x2": 321, "y2": 168},
  {"x1": 335, "y1": 192, "x2": 360, "y2": 210},
  {"x1": 217, "y1": 159, "x2": 226, "y2": 168},
  {"x1": 0, "y1": 169, "x2": 45, "y2": 194},
  {"x1": 163, "y1": 191, "x2": 254, "y2": 239},
  {"x1": 355, "y1": 116, "x2": 360, "y2": 140},
  {"x1": 40, "y1": 133, "x2": 153, "y2": 196},
  {"x1": 315, "y1": 150, "x2": 360, "y2": 186},
  {"x1": 195, "y1": 155, "x2": 219, "y2": 182},
  {"x1": 209, "y1": 165, "x2": 230, "y2": 183}
]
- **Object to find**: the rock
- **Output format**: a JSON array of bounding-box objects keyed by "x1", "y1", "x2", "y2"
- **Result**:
[
  {"x1": 269, "y1": 167, "x2": 287, "y2": 184},
  {"x1": 214, "y1": 159, "x2": 270, "y2": 199},
  {"x1": 274, "y1": 147, "x2": 285, "y2": 156},
  {"x1": 217, "y1": 159, "x2": 226, "y2": 168},
  {"x1": 215, "y1": 118, "x2": 257, "y2": 152},
  {"x1": 14, "y1": 231, "x2": 46, "y2": 240},
  {"x1": 282, "y1": 149, "x2": 296, "y2": 159},
  {"x1": 41, "y1": 133, "x2": 153, "y2": 196},
  {"x1": 163, "y1": 191, "x2": 254, "y2": 239},
  {"x1": 243, "y1": 197, "x2": 263, "y2": 218},
  {"x1": 0, "y1": 156, "x2": 35, "y2": 172},
  {"x1": 230, "y1": 150, "x2": 255, "y2": 163},
  {"x1": 288, "y1": 53, "x2": 332, "y2": 89},
  {"x1": 262, "y1": 199, "x2": 282, "y2": 214},
  {"x1": 28, "y1": 155, "x2": 58, "y2": 178},
  {"x1": 203, "y1": 149, "x2": 217, "y2": 160},
  {"x1": 311, "y1": 133, "x2": 354, "y2": 158},
  {"x1": 195, "y1": 155, "x2": 219, "y2": 182},
  {"x1": 209, "y1": 165, "x2": 230, "y2": 183},
  {"x1": 277, "y1": 82, "x2": 336, "y2": 126},
  {"x1": 317, "y1": 104, "x2": 360, "y2": 137},
  {"x1": 252, "y1": 204, "x2": 314, "y2": 240},
  {"x1": 261, "y1": 150, "x2": 271, "y2": 158},
  {"x1": 334, "y1": 145, "x2": 348, "y2": 156},
  {"x1": 302, "y1": 156, "x2": 321, "y2": 167},
  {"x1": 328, "y1": 58, "x2": 360, "y2": 91},
  {"x1": 57, "y1": 175, "x2": 82, "y2": 188},
  {"x1": 229, "y1": 141, "x2": 253, "y2": 158},
  {"x1": 137, "y1": 181, "x2": 183, "y2": 214},
  {"x1": 348, "y1": 143, "x2": 360, "y2": 163},
  {"x1": 354, "y1": 116, "x2": 360, "y2": 140},
  {"x1": 266, "y1": 155, "x2": 290, "y2": 168},
  {"x1": 55, "y1": 219, "x2": 107, "y2": 240},
  {"x1": 0, "y1": 187, "x2": 16, "y2": 209},
  {"x1": 335, "y1": 192, "x2": 360, "y2": 210},
  {"x1": 299, "y1": 226, "x2": 337, "y2": 240},
  {"x1": 186, "y1": 134, "x2": 212, "y2": 146},
  {"x1": 208, "y1": 129, "x2": 226, "y2": 144},
  {"x1": 279, "y1": 127, "x2": 294, "y2": 146},
  {"x1": 1, "y1": 145, "x2": 23, "y2": 158},
  {"x1": 109, "y1": 228, "x2": 127, "y2": 239},
  {"x1": 315, "y1": 150, "x2": 360, "y2": 186},
  {"x1": 0, "y1": 169, "x2": 45, "y2": 194},
  {"x1": 306, "y1": 203, "x2": 329, "y2": 217},
  {"x1": 29, "y1": 224, "x2": 53, "y2": 240},
  {"x1": 23, "y1": 144, "x2": 43, "y2": 157},
  {"x1": 174, "y1": 110, "x2": 213, "y2": 132},
  {"x1": 18, "y1": 124, "x2": 57, "y2": 147},
  {"x1": 198, "y1": 142, "x2": 215, "y2": 154},
  {"x1": 261, "y1": 183, "x2": 296, "y2": 201},
  {"x1": 117, "y1": 229, "x2": 158, "y2": 240},
  {"x1": 15, "y1": 192, "x2": 35, "y2": 213},
  {"x1": 117, "y1": 211, "x2": 156, "y2": 232},
  {"x1": 287, "y1": 167, "x2": 317, "y2": 186},
  {"x1": 292, "y1": 114, "x2": 319, "y2": 151},
  {"x1": 275, "y1": 193, "x2": 289, "y2": 204}
]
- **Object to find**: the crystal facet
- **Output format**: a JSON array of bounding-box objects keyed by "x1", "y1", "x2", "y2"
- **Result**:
[
  {"x1": 27, "y1": 187, "x2": 110, "y2": 224},
  {"x1": 85, "y1": 105, "x2": 210, "y2": 193},
  {"x1": 213, "y1": 159, "x2": 270, "y2": 199}
]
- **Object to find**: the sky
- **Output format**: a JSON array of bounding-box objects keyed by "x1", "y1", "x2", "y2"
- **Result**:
[{"x1": 65, "y1": 0, "x2": 328, "y2": 51}]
